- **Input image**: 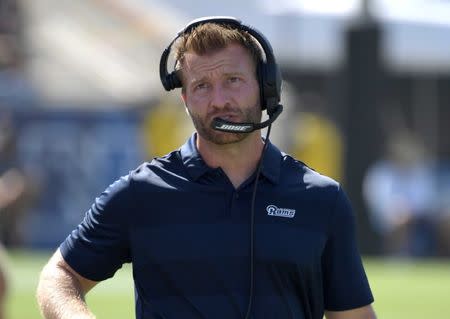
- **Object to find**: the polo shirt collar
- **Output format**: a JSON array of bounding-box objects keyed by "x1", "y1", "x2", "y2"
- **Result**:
[
  {"x1": 179, "y1": 133, "x2": 211, "y2": 181},
  {"x1": 179, "y1": 133, "x2": 282, "y2": 184}
]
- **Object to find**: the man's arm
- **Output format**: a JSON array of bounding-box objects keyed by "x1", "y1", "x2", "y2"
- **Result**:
[
  {"x1": 36, "y1": 249, "x2": 99, "y2": 319},
  {"x1": 325, "y1": 304, "x2": 377, "y2": 319}
]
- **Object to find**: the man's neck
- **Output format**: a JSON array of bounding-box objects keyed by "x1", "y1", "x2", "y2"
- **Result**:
[{"x1": 196, "y1": 133, "x2": 265, "y2": 188}]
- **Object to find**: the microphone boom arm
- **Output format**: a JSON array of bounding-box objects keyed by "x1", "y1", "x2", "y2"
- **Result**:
[{"x1": 211, "y1": 104, "x2": 283, "y2": 133}]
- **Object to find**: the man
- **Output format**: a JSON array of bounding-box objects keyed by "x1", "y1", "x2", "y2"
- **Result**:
[{"x1": 37, "y1": 17, "x2": 376, "y2": 319}]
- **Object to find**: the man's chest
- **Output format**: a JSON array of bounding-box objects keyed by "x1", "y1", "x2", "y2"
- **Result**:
[{"x1": 129, "y1": 189, "x2": 330, "y2": 266}]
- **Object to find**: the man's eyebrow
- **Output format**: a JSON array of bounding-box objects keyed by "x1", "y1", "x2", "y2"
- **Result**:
[
  {"x1": 223, "y1": 71, "x2": 244, "y2": 77},
  {"x1": 190, "y1": 76, "x2": 208, "y2": 86},
  {"x1": 189, "y1": 70, "x2": 247, "y2": 86}
]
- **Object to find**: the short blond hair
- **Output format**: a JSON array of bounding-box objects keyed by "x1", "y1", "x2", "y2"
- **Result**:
[{"x1": 174, "y1": 22, "x2": 263, "y2": 76}]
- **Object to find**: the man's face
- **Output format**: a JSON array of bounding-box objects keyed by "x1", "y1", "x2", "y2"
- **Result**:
[{"x1": 181, "y1": 43, "x2": 261, "y2": 145}]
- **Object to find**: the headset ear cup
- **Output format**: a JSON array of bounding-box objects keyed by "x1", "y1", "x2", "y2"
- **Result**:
[
  {"x1": 264, "y1": 63, "x2": 282, "y2": 116},
  {"x1": 257, "y1": 62, "x2": 267, "y2": 110},
  {"x1": 167, "y1": 72, "x2": 182, "y2": 91},
  {"x1": 257, "y1": 61, "x2": 282, "y2": 114}
]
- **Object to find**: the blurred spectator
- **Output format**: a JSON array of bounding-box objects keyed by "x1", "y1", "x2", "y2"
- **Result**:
[
  {"x1": 363, "y1": 130, "x2": 437, "y2": 257},
  {"x1": 0, "y1": 114, "x2": 37, "y2": 247},
  {"x1": 0, "y1": 23, "x2": 38, "y2": 247},
  {"x1": 0, "y1": 0, "x2": 39, "y2": 249},
  {"x1": 1, "y1": 1, "x2": 23, "y2": 317}
]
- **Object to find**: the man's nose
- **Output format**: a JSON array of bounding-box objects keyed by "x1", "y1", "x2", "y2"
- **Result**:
[{"x1": 210, "y1": 85, "x2": 230, "y2": 109}]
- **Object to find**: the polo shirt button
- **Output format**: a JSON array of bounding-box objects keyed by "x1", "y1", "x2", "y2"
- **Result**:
[{"x1": 234, "y1": 192, "x2": 239, "y2": 199}]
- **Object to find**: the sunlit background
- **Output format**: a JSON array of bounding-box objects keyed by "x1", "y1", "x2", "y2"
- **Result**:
[{"x1": 1, "y1": 0, "x2": 449, "y2": 318}]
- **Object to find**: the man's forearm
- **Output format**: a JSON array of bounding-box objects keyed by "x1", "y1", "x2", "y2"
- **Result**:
[{"x1": 36, "y1": 259, "x2": 95, "y2": 319}]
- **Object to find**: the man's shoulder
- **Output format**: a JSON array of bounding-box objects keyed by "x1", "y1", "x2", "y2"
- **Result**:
[
  {"x1": 128, "y1": 150, "x2": 186, "y2": 185},
  {"x1": 279, "y1": 153, "x2": 339, "y2": 191}
]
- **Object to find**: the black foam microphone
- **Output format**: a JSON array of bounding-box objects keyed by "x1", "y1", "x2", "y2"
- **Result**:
[{"x1": 211, "y1": 104, "x2": 283, "y2": 133}]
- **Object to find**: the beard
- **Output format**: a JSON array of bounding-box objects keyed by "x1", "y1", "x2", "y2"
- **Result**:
[{"x1": 189, "y1": 104, "x2": 262, "y2": 145}]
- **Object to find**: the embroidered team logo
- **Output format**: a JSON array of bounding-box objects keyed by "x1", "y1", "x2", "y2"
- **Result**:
[{"x1": 266, "y1": 205, "x2": 296, "y2": 218}]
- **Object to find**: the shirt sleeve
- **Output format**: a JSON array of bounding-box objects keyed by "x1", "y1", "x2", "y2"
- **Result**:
[
  {"x1": 322, "y1": 186, "x2": 374, "y2": 311},
  {"x1": 59, "y1": 174, "x2": 133, "y2": 281}
]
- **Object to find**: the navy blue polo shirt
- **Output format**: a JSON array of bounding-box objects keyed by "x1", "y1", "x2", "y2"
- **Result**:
[{"x1": 60, "y1": 133, "x2": 374, "y2": 319}]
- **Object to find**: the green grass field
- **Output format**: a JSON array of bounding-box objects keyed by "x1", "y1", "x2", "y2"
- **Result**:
[{"x1": 4, "y1": 250, "x2": 450, "y2": 319}]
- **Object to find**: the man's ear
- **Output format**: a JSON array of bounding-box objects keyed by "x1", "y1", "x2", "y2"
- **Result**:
[{"x1": 180, "y1": 94, "x2": 190, "y2": 116}]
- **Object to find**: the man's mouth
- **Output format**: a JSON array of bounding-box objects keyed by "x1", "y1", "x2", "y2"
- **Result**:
[
  {"x1": 213, "y1": 113, "x2": 239, "y2": 122},
  {"x1": 217, "y1": 116, "x2": 232, "y2": 121}
]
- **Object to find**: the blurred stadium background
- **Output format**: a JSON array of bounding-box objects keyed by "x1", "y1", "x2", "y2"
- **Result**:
[{"x1": 1, "y1": 0, "x2": 450, "y2": 318}]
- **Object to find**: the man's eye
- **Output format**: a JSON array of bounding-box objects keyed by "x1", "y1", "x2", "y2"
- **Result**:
[
  {"x1": 229, "y1": 77, "x2": 240, "y2": 83},
  {"x1": 195, "y1": 83, "x2": 208, "y2": 90}
]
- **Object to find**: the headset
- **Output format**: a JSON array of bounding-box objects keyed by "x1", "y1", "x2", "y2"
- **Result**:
[
  {"x1": 159, "y1": 16, "x2": 284, "y2": 319},
  {"x1": 159, "y1": 16, "x2": 283, "y2": 133}
]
